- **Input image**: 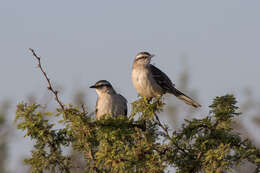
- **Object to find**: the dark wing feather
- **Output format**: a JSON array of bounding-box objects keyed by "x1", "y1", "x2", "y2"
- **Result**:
[
  {"x1": 149, "y1": 65, "x2": 201, "y2": 108},
  {"x1": 119, "y1": 94, "x2": 128, "y2": 116},
  {"x1": 124, "y1": 107, "x2": 127, "y2": 116},
  {"x1": 95, "y1": 97, "x2": 99, "y2": 115},
  {"x1": 149, "y1": 64, "x2": 175, "y2": 92}
]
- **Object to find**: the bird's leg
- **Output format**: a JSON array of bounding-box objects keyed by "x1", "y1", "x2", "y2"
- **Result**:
[
  {"x1": 152, "y1": 96, "x2": 162, "y2": 105},
  {"x1": 143, "y1": 96, "x2": 152, "y2": 104},
  {"x1": 143, "y1": 96, "x2": 148, "y2": 103}
]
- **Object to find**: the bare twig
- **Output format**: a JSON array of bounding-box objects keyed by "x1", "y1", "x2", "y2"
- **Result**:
[
  {"x1": 155, "y1": 114, "x2": 170, "y2": 138},
  {"x1": 155, "y1": 113, "x2": 190, "y2": 155},
  {"x1": 29, "y1": 48, "x2": 65, "y2": 111},
  {"x1": 88, "y1": 150, "x2": 98, "y2": 173},
  {"x1": 81, "y1": 104, "x2": 87, "y2": 115}
]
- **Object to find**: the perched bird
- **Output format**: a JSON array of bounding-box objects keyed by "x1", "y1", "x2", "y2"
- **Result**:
[
  {"x1": 131, "y1": 52, "x2": 201, "y2": 108},
  {"x1": 90, "y1": 80, "x2": 128, "y2": 120}
]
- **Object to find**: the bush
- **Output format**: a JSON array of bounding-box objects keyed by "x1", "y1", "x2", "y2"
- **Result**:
[
  {"x1": 15, "y1": 95, "x2": 260, "y2": 173},
  {"x1": 15, "y1": 49, "x2": 259, "y2": 173}
]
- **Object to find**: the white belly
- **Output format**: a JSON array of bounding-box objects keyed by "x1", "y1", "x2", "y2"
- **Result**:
[
  {"x1": 132, "y1": 66, "x2": 163, "y2": 98},
  {"x1": 96, "y1": 94, "x2": 125, "y2": 119},
  {"x1": 96, "y1": 95, "x2": 113, "y2": 119}
]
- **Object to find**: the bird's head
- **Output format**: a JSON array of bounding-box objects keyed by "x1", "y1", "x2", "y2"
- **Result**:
[
  {"x1": 90, "y1": 80, "x2": 115, "y2": 95},
  {"x1": 134, "y1": 52, "x2": 154, "y2": 66}
]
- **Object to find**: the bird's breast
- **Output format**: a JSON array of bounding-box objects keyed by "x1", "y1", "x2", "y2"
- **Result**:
[
  {"x1": 132, "y1": 66, "x2": 162, "y2": 98},
  {"x1": 96, "y1": 94, "x2": 126, "y2": 119},
  {"x1": 96, "y1": 94, "x2": 113, "y2": 118}
]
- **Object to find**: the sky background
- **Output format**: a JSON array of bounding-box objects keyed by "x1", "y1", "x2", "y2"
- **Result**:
[{"x1": 1, "y1": 0, "x2": 260, "y2": 171}]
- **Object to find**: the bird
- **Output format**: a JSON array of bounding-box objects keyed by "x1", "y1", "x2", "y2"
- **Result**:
[
  {"x1": 131, "y1": 52, "x2": 201, "y2": 108},
  {"x1": 90, "y1": 80, "x2": 128, "y2": 120}
]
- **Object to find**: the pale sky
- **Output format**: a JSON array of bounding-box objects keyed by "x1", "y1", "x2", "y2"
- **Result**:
[{"x1": 1, "y1": 0, "x2": 260, "y2": 171}]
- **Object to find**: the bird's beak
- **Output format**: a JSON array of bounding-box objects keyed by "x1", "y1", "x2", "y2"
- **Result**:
[
  {"x1": 150, "y1": 54, "x2": 155, "y2": 58},
  {"x1": 90, "y1": 85, "x2": 97, "y2": 89}
]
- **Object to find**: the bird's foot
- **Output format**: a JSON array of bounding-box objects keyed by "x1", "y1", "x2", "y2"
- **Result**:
[{"x1": 143, "y1": 97, "x2": 152, "y2": 104}]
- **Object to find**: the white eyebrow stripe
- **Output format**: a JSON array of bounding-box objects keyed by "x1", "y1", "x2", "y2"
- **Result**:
[
  {"x1": 96, "y1": 81, "x2": 111, "y2": 86},
  {"x1": 97, "y1": 83, "x2": 108, "y2": 86},
  {"x1": 136, "y1": 54, "x2": 148, "y2": 59}
]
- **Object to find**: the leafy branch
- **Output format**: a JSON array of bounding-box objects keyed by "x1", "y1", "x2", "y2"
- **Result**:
[{"x1": 14, "y1": 49, "x2": 260, "y2": 173}]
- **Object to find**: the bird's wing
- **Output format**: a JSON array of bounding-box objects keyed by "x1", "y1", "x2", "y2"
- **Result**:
[
  {"x1": 118, "y1": 94, "x2": 128, "y2": 116},
  {"x1": 149, "y1": 64, "x2": 175, "y2": 92},
  {"x1": 150, "y1": 65, "x2": 201, "y2": 108},
  {"x1": 95, "y1": 97, "x2": 99, "y2": 115}
]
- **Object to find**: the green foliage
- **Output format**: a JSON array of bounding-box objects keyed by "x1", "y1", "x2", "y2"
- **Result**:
[
  {"x1": 15, "y1": 104, "x2": 71, "y2": 173},
  {"x1": 15, "y1": 95, "x2": 260, "y2": 173},
  {"x1": 0, "y1": 101, "x2": 10, "y2": 173}
]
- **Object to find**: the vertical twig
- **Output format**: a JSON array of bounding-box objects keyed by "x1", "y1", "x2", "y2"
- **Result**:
[
  {"x1": 155, "y1": 114, "x2": 170, "y2": 138},
  {"x1": 29, "y1": 48, "x2": 65, "y2": 111},
  {"x1": 81, "y1": 104, "x2": 87, "y2": 115},
  {"x1": 154, "y1": 114, "x2": 190, "y2": 155}
]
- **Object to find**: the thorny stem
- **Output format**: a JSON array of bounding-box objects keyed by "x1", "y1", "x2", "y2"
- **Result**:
[
  {"x1": 81, "y1": 104, "x2": 87, "y2": 116},
  {"x1": 29, "y1": 48, "x2": 99, "y2": 172},
  {"x1": 29, "y1": 48, "x2": 65, "y2": 111},
  {"x1": 154, "y1": 113, "x2": 190, "y2": 156},
  {"x1": 88, "y1": 150, "x2": 98, "y2": 173},
  {"x1": 155, "y1": 113, "x2": 170, "y2": 138}
]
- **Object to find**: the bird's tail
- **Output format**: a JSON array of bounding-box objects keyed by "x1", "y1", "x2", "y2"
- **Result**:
[{"x1": 169, "y1": 88, "x2": 201, "y2": 108}]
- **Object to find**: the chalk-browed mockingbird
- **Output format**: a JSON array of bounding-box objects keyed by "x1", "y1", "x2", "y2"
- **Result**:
[
  {"x1": 131, "y1": 52, "x2": 201, "y2": 108},
  {"x1": 90, "y1": 80, "x2": 127, "y2": 120}
]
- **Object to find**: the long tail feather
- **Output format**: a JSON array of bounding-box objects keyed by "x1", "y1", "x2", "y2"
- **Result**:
[{"x1": 169, "y1": 88, "x2": 201, "y2": 108}]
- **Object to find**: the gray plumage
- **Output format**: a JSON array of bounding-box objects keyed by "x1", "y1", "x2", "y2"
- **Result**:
[
  {"x1": 132, "y1": 52, "x2": 201, "y2": 108},
  {"x1": 90, "y1": 80, "x2": 127, "y2": 120}
]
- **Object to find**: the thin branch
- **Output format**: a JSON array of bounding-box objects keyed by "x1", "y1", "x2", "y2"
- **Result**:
[
  {"x1": 81, "y1": 104, "x2": 87, "y2": 115},
  {"x1": 155, "y1": 114, "x2": 170, "y2": 138},
  {"x1": 88, "y1": 150, "x2": 99, "y2": 173},
  {"x1": 155, "y1": 113, "x2": 190, "y2": 155},
  {"x1": 29, "y1": 48, "x2": 65, "y2": 111}
]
